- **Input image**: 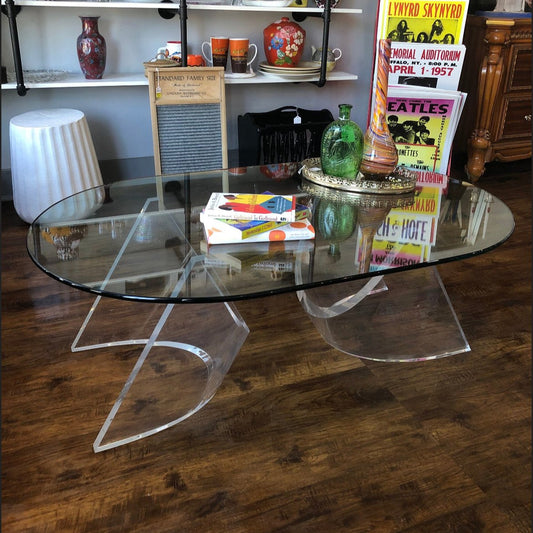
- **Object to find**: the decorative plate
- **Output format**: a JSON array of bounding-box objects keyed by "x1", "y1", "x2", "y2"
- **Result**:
[
  {"x1": 7, "y1": 69, "x2": 68, "y2": 83},
  {"x1": 259, "y1": 61, "x2": 321, "y2": 73},
  {"x1": 299, "y1": 158, "x2": 417, "y2": 194},
  {"x1": 258, "y1": 71, "x2": 318, "y2": 81}
]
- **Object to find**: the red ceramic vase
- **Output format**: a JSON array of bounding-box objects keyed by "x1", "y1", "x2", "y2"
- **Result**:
[
  {"x1": 263, "y1": 17, "x2": 306, "y2": 68},
  {"x1": 77, "y1": 16, "x2": 106, "y2": 80}
]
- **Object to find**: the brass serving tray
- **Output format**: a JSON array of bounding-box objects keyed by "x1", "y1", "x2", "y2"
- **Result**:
[
  {"x1": 299, "y1": 179, "x2": 415, "y2": 209},
  {"x1": 299, "y1": 158, "x2": 417, "y2": 194}
]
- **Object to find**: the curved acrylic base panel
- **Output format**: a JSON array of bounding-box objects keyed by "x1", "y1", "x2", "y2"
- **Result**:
[
  {"x1": 299, "y1": 267, "x2": 470, "y2": 362},
  {"x1": 73, "y1": 294, "x2": 249, "y2": 453}
]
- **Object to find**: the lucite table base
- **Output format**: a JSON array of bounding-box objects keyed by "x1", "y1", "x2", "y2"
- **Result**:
[
  {"x1": 61, "y1": 195, "x2": 250, "y2": 452},
  {"x1": 72, "y1": 278, "x2": 249, "y2": 453},
  {"x1": 298, "y1": 266, "x2": 470, "y2": 362},
  {"x1": 76, "y1": 264, "x2": 467, "y2": 451}
]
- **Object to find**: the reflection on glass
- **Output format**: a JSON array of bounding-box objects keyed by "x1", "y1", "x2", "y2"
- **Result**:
[
  {"x1": 302, "y1": 180, "x2": 415, "y2": 273},
  {"x1": 314, "y1": 198, "x2": 358, "y2": 261},
  {"x1": 41, "y1": 225, "x2": 88, "y2": 261}
]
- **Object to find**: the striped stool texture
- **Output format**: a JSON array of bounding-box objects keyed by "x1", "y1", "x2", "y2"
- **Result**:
[{"x1": 10, "y1": 108, "x2": 103, "y2": 223}]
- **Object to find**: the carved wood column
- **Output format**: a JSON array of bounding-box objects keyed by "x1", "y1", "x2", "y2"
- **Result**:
[{"x1": 466, "y1": 19, "x2": 513, "y2": 182}]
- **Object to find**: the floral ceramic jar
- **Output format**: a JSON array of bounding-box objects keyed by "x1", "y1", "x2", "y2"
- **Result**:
[{"x1": 263, "y1": 17, "x2": 306, "y2": 67}]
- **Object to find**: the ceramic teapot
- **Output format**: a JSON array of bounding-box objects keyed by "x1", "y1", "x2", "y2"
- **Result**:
[{"x1": 310, "y1": 46, "x2": 342, "y2": 72}]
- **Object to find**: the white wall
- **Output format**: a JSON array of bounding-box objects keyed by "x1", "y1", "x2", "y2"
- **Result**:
[{"x1": 1, "y1": 1, "x2": 378, "y2": 171}]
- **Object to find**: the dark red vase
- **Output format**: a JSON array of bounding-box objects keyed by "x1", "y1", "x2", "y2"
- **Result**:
[{"x1": 77, "y1": 16, "x2": 106, "y2": 80}]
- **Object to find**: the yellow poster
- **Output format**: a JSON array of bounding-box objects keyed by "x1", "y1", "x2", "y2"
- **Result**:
[{"x1": 377, "y1": 0, "x2": 469, "y2": 44}]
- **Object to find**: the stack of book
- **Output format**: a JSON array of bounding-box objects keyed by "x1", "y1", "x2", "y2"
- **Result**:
[
  {"x1": 371, "y1": 0, "x2": 470, "y2": 174},
  {"x1": 200, "y1": 192, "x2": 315, "y2": 245}
]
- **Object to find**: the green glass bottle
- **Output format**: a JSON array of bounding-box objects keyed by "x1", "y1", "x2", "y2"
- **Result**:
[{"x1": 320, "y1": 104, "x2": 364, "y2": 180}]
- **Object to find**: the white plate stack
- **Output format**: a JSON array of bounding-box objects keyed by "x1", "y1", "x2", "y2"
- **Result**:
[{"x1": 258, "y1": 61, "x2": 322, "y2": 80}]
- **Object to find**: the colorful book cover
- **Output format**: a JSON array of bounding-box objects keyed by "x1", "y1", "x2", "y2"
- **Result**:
[
  {"x1": 376, "y1": 0, "x2": 469, "y2": 45},
  {"x1": 204, "y1": 193, "x2": 296, "y2": 222},
  {"x1": 201, "y1": 239, "x2": 314, "y2": 256},
  {"x1": 387, "y1": 85, "x2": 466, "y2": 173},
  {"x1": 203, "y1": 217, "x2": 315, "y2": 245},
  {"x1": 201, "y1": 239, "x2": 314, "y2": 272},
  {"x1": 251, "y1": 261, "x2": 295, "y2": 273},
  {"x1": 199, "y1": 203, "x2": 310, "y2": 242},
  {"x1": 388, "y1": 42, "x2": 466, "y2": 90}
]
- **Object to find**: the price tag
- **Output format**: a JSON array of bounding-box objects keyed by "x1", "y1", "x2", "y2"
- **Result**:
[
  {"x1": 293, "y1": 111, "x2": 302, "y2": 125},
  {"x1": 156, "y1": 68, "x2": 162, "y2": 99}
]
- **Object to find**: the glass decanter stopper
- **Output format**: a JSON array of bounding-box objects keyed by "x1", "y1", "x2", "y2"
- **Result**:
[{"x1": 320, "y1": 104, "x2": 364, "y2": 180}]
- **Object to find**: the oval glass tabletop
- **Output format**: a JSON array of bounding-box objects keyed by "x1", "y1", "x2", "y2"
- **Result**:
[{"x1": 27, "y1": 165, "x2": 514, "y2": 304}]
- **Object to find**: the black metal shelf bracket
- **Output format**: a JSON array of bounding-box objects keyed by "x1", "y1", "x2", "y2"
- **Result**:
[
  {"x1": 157, "y1": 0, "x2": 330, "y2": 82},
  {"x1": 1, "y1": 0, "x2": 28, "y2": 96},
  {"x1": 315, "y1": 0, "x2": 332, "y2": 87},
  {"x1": 292, "y1": 1, "x2": 332, "y2": 87},
  {"x1": 157, "y1": 0, "x2": 188, "y2": 66}
]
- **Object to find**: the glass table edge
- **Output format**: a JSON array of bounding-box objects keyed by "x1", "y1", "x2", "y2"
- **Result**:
[{"x1": 26, "y1": 220, "x2": 515, "y2": 305}]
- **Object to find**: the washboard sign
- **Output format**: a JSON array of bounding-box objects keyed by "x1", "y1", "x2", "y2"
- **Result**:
[{"x1": 145, "y1": 66, "x2": 228, "y2": 175}]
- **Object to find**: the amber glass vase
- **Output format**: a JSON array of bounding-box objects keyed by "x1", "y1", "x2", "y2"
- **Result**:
[{"x1": 359, "y1": 39, "x2": 398, "y2": 179}]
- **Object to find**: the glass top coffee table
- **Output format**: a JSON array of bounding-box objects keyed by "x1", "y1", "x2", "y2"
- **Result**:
[{"x1": 27, "y1": 165, "x2": 514, "y2": 452}]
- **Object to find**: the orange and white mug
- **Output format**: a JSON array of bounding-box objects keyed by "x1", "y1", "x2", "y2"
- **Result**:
[
  {"x1": 229, "y1": 38, "x2": 257, "y2": 74},
  {"x1": 202, "y1": 36, "x2": 229, "y2": 69}
]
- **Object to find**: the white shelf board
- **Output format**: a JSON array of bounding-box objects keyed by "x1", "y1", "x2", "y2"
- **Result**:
[
  {"x1": 2, "y1": 70, "x2": 357, "y2": 89},
  {"x1": 0, "y1": 0, "x2": 361, "y2": 12},
  {"x1": 1, "y1": 72, "x2": 149, "y2": 89},
  {"x1": 233, "y1": 70, "x2": 358, "y2": 83}
]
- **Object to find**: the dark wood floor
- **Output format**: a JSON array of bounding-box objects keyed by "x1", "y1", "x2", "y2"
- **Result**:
[{"x1": 2, "y1": 159, "x2": 531, "y2": 533}]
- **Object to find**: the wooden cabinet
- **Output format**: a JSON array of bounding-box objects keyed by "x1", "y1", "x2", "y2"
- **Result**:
[{"x1": 454, "y1": 15, "x2": 531, "y2": 182}]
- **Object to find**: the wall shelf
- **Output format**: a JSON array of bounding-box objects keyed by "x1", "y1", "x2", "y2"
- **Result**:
[
  {"x1": 1, "y1": 70, "x2": 357, "y2": 89},
  {"x1": 1, "y1": 0, "x2": 364, "y2": 163},
  {"x1": 0, "y1": 0, "x2": 361, "y2": 13},
  {"x1": 1, "y1": 0, "x2": 362, "y2": 91}
]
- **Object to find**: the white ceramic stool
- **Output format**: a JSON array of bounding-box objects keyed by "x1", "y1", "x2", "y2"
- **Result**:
[{"x1": 10, "y1": 108, "x2": 103, "y2": 223}]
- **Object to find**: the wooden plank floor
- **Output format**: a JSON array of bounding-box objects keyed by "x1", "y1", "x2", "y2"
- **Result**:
[{"x1": 2, "y1": 160, "x2": 531, "y2": 533}]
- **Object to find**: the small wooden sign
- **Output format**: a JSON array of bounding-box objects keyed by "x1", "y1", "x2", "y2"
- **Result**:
[
  {"x1": 146, "y1": 66, "x2": 225, "y2": 105},
  {"x1": 144, "y1": 66, "x2": 228, "y2": 175}
]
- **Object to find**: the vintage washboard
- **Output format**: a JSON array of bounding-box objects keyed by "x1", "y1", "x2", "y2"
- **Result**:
[{"x1": 145, "y1": 66, "x2": 228, "y2": 175}]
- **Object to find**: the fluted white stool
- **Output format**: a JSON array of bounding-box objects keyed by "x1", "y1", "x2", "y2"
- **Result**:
[{"x1": 10, "y1": 108, "x2": 103, "y2": 223}]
